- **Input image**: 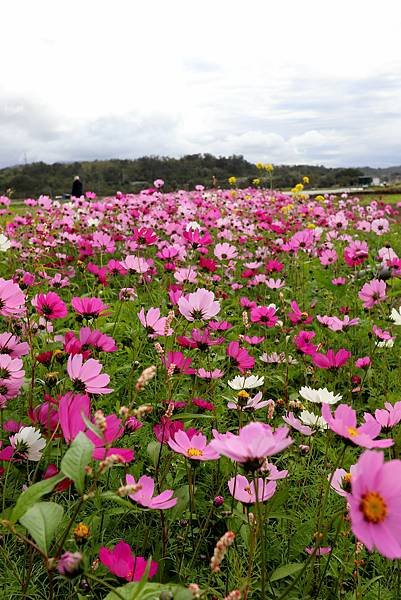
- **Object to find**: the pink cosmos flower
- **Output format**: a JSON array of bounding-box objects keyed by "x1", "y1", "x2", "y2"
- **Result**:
[
  {"x1": 210, "y1": 422, "x2": 292, "y2": 467},
  {"x1": 67, "y1": 354, "x2": 112, "y2": 394},
  {"x1": 250, "y1": 305, "x2": 278, "y2": 327},
  {"x1": 319, "y1": 249, "x2": 338, "y2": 266},
  {"x1": 322, "y1": 403, "x2": 393, "y2": 448},
  {"x1": 371, "y1": 218, "x2": 389, "y2": 235},
  {"x1": 0, "y1": 333, "x2": 29, "y2": 358},
  {"x1": 294, "y1": 330, "x2": 317, "y2": 355},
  {"x1": 64, "y1": 327, "x2": 117, "y2": 357},
  {"x1": 228, "y1": 474, "x2": 276, "y2": 504},
  {"x1": 71, "y1": 296, "x2": 110, "y2": 318},
  {"x1": 332, "y1": 277, "x2": 346, "y2": 286},
  {"x1": 99, "y1": 541, "x2": 158, "y2": 581},
  {"x1": 226, "y1": 341, "x2": 255, "y2": 372},
  {"x1": 138, "y1": 307, "x2": 173, "y2": 338},
  {"x1": 282, "y1": 412, "x2": 313, "y2": 436},
  {"x1": 162, "y1": 351, "x2": 195, "y2": 375},
  {"x1": 177, "y1": 328, "x2": 224, "y2": 350},
  {"x1": 168, "y1": 430, "x2": 219, "y2": 461},
  {"x1": 347, "y1": 450, "x2": 401, "y2": 559},
  {"x1": 329, "y1": 465, "x2": 357, "y2": 497},
  {"x1": 227, "y1": 391, "x2": 270, "y2": 412},
  {"x1": 0, "y1": 355, "x2": 25, "y2": 383},
  {"x1": 214, "y1": 242, "x2": 238, "y2": 260},
  {"x1": 32, "y1": 292, "x2": 68, "y2": 320},
  {"x1": 358, "y1": 279, "x2": 386, "y2": 309},
  {"x1": 344, "y1": 241, "x2": 369, "y2": 267},
  {"x1": 0, "y1": 278, "x2": 26, "y2": 318},
  {"x1": 121, "y1": 255, "x2": 150, "y2": 273},
  {"x1": 125, "y1": 474, "x2": 177, "y2": 509},
  {"x1": 178, "y1": 288, "x2": 221, "y2": 321},
  {"x1": 196, "y1": 368, "x2": 224, "y2": 379},
  {"x1": 266, "y1": 278, "x2": 285, "y2": 289},
  {"x1": 58, "y1": 393, "x2": 91, "y2": 443},
  {"x1": 372, "y1": 325, "x2": 394, "y2": 341},
  {"x1": 312, "y1": 348, "x2": 351, "y2": 369},
  {"x1": 243, "y1": 335, "x2": 265, "y2": 345},
  {"x1": 374, "y1": 402, "x2": 401, "y2": 429},
  {"x1": 153, "y1": 417, "x2": 184, "y2": 444},
  {"x1": 29, "y1": 395, "x2": 59, "y2": 433},
  {"x1": 355, "y1": 356, "x2": 371, "y2": 369},
  {"x1": 288, "y1": 301, "x2": 313, "y2": 325}
]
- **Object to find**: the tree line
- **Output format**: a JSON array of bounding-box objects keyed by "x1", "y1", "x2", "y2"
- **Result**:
[{"x1": 0, "y1": 154, "x2": 367, "y2": 198}]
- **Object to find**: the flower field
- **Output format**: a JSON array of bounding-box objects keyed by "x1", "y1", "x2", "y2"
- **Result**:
[{"x1": 0, "y1": 184, "x2": 401, "y2": 599}]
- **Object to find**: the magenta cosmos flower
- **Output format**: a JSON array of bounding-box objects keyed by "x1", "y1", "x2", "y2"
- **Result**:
[
  {"x1": 32, "y1": 292, "x2": 68, "y2": 320},
  {"x1": 226, "y1": 341, "x2": 255, "y2": 372},
  {"x1": 210, "y1": 422, "x2": 292, "y2": 469},
  {"x1": 168, "y1": 430, "x2": 219, "y2": 461},
  {"x1": 347, "y1": 450, "x2": 401, "y2": 559},
  {"x1": 322, "y1": 404, "x2": 393, "y2": 449},
  {"x1": 71, "y1": 296, "x2": 110, "y2": 318},
  {"x1": 250, "y1": 305, "x2": 278, "y2": 327},
  {"x1": 312, "y1": 348, "x2": 351, "y2": 369},
  {"x1": 358, "y1": 279, "x2": 386, "y2": 309},
  {"x1": 125, "y1": 474, "x2": 177, "y2": 509},
  {"x1": 99, "y1": 541, "x2": 158, "y2": 581},
  {"x1": 67, "y1": 354, "x2": 112, "y2": 394},
  {"x1": 228, "y1": 474, "x2": 276, "y2": 504},
  {"x1": 178, "y1": 288, "x2": 221, "y2": 322},
  {"x1": 0, "y1": 278, "x2": 26, "y2": 318}
]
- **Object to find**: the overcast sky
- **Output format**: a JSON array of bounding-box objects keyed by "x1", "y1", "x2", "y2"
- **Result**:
[{"x1": 1, "y1": 0, "x2": 401, "y2": 168}]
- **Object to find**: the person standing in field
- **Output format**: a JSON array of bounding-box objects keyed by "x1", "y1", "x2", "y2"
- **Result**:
[{"x1": 71, "y1": 176, "x2": 83, "y2": 198}]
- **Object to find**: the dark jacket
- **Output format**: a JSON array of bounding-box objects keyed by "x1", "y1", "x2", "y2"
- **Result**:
[{"x1": 71, "y1": 179, "x2": 83, "y2": 197}]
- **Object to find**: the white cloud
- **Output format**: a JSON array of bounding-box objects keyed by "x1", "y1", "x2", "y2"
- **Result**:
[{"x1": 1, "y1": 0, "x2": 401, "y2": 167}]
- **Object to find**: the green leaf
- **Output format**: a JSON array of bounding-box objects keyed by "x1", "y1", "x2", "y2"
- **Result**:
[
  {"x1": 11, "y1": 473, "x2": 65, "y2": 522},
  {"x1": 270, "y1": 562, "x2": 304, "y2": 582},
  {"x1": 171, "y1": 413, "x2": 213, "y2": 420},
  {"x1": 20, "y1": 501, "x2": 64, "y2": 555},
  {"x1": 103, "y1": 582, "x2": 193, "y2": 600},
  {"x1": 60, "y1": 432, "x2": 94, "y2": 493},
  {"x1": 146, "y1": 440, "x2": 162, "y2": 468},
  {"x1": 168, "y1": 485, "x2": 189, "y2": 521}
]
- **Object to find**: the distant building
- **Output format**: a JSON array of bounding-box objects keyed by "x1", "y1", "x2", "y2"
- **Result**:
[
  {"x1": 358, "y1": 176, "x2": 373, "y2": 187},
  {"x1": 372, "y1": 177, "x2": 381, "y2": 186}
]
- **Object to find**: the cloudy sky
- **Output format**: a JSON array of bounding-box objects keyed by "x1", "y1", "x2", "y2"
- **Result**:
[{"x1": 1, "y1": 0, "x2": 401, "y2": 168}]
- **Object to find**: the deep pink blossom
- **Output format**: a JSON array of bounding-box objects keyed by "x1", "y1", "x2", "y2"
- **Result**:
[
  {"x1": 168, "y1": 430, "x2": 219, "y2": 461},
  {"x1": 358, "y1": 279, "x2": 386, "y2": 309},
  {"x1": 312, "y1": 348, "x2": 351, "y2": 369},
  {"x1": 71, "y1": 296, "x2": 110, "y2": 318},
  {"x1": 99, "y1": 541, "x2": 158, "y2": 581},
  {"x1": 226, "y1": 341, "x2": 255, "y2": 372}
]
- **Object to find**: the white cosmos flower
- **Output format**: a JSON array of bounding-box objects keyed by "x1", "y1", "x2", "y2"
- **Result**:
[
  {"x1": 0, "y1": 234, "x2": 11, "y2": 252},
  {"x1": 299, "y1": 386, "x2": 342, "y2": 405},
  {"x1": 376, "y1": 339, "x2": 395, "y2": 348},
  {"x1": 390, "y1": 307, "x2": 401, "y2": 326},
  {"x1": 299, "y1": 410, "x2": 328, "y2": 431},
  {"x1": 10, "y1": 426, "x2": 46, "y2": 461},
  {"x1": 227, "y1": 375, "x2": 264, "y2": 390},
  {"x1": 185, "y1": 221, "x2": 202, "y2": 232}
]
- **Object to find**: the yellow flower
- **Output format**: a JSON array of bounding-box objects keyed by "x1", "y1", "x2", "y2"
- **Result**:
[
  {"x1": 291, "y1": 183, "x2": 304, "y2": 194},
  {"x1": 265, "y1": 163, "x2": 274, "y2": 172},
  {"x1": 316, "y1": 195, "x2": 325, "y2": 203},
  {"x1": 302, "y1": 176, "x2": 310, "y2": 184},
  {"x1": 252, "y1": 178, "x2": 260, "y2": 186},
  {"x1": 256, "y1": 162, "x2": 264, "y2": 170},
  {"x1": 306, "y1": 223, "x2": 316, "y2": 229},
  {"x1": 228, "y1": 176, "x2": 237, "y2": 186}
]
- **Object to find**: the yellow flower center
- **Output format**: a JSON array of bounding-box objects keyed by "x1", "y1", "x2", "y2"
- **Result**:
[
  {"x1": 237, "y1": 390, "x2": 250, "y2": 399},
  {"x1": 347, "y1": 427, "x2": 358, "y2": 437},
  {"x1": 300, "y1": 312, "x2": 309, "y2": 320},
  {"x1": 187, "y1": 448, "x2": 203, "y2": 457},
  {"x1": 244, "y1": 485, "x2": 252, "y2": 495},
  {"x1": 73, "y1": 522, "x2": 90, "y2": 539},
  {"x1": 341, "y1": 473, "x2": 352, "y2": 492},
  {"x1": 360, "y1": 491, "x2": 387, "y2": 523}
]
